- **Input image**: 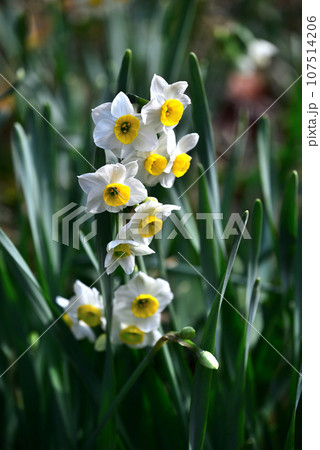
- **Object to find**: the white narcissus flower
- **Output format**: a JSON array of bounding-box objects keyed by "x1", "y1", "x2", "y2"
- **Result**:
[
  {"x1": 123, "y1": 130, "x2": 199, "y2": 188},
  {"x1": 141, "y1": 74, "x2": 191, "y2": 133},
  {"x1": 247, "y1": 39, "x2": 278, "y2": 69},
  {"x1": 56, "y1": 280, "x2": 105, "y2": 343},
  {"x1": 78, "y1": 161, "x2": 147, "y2": 213},
  {"x1": 92, "y1": 91, "x2": 158, "y2": 159},
  {"x1": 104, "y1": 237, "x2": 154, "y2": 274},
  {"x1": 113, "y1": 272, "x2": 173, "y2": 332},
  {"x1": 122, "y1": 197, "x2": 180, "y2": 240},
  {"x1": 122, "y1": 132, "x2": 171, "y2": 187},
  {"x1": 111, "y1": 317, "x2": 162, "y2": 349},
  {"x1": 161, "y1": 131, "x2": 199, "y2": 188}
]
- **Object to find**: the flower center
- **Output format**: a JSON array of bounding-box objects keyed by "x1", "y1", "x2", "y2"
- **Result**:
[
  {"x1": 62, "y1": 313, "x2": 73, "y2": 328},
  {"x1": 131, "y1": 294, "x2": 159, "y2": 318},
  {"x1": 144, "y1": 154, "x2": 167, "y2": 176},
  {"x1": 138, "y1": 215, "x2": 163, "y2": 238},
  {"x1": 103, "y1": 183, "x2": 130, "y2": 206},
  {"x1": 113, "y1": 243, "x2": 131, "y2": 259},
  {"x1": 114, "y1": 114, "x2": 140, "y2": 144},
  {"x1": 160, "y1": 99, "x2": 183, "y2": 126},
  {"x1": 77, "y1": 304, "x2": 101, "y2": 327},
  {"x1": 120, "y1": 325, "x2": 145, "y2": 345},
  {"x1": 172, "y1": 154, "x2": 191, "y2": 177}
]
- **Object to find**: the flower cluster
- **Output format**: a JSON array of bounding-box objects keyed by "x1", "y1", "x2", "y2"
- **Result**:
[{"x1": 56, "y1": 74, "x2": 199, "y2": 349}]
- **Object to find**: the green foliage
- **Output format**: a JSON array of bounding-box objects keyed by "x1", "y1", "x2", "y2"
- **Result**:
[{"x1": 0, "y1": 1, "x2": 301, "y2": 449}]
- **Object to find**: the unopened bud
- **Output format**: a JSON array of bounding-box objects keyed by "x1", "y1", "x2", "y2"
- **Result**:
[
  {"x1": 94, "y1": 333, "x2": 106, "y2": 352},
  {"x1": 198, "y1": 350, "x2": 219, "y2": 370},
  {"x1": 179, "y1": 326, "x2": 196, "y2": 340}
]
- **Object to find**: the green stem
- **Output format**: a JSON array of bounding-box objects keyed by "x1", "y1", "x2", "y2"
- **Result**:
[{"x1": 88, "y1": 336, "x2": 168, "y2": 445}]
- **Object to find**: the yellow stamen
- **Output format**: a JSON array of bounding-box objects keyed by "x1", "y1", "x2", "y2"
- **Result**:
[
  {"x1": 160, "y1": 99, "x2": 183, "y2": 126},
  {"x1": 114, "y1": 114, "x2": 140, "y2": 144},
  {"x1": 120, "y1": 325, "x2": 145, "y2": 345},
  {"x1": 113, "y1": 243, "x2": 131, "y2": 259},
  {"x1": 144, "y1": 154, "x2": 167, "y2": 176},
  {"x1": 103, "y1": 183, "x2": 130, "y2": 206},
  {"x1": 77, "y1": 304, "x2": 101, "y2": 327},
  {"x1": 62, "y1": 313, "x2": 73, "y2": 328},
  {"x1": 172, "y1": 154, "x2": 191, "y2": 177},
  {"x1": 131, "y1": 294, "x2": 159, "y2": 318},
  {"x1": 138, "y1": 215, "x2": 163, "y2": 238}
]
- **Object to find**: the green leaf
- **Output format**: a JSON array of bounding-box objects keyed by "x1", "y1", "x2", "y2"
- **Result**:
[
  {"x1": 188, "y1": 211, "x2": 249, "y2": 450},
  {"x1": 188, "y1": 52, "x2": 225, "y2": 255},
  {"x1": 117, "y1": 49, "x2": 132, "y2": 93},
  {"x1": 246, "y1": 199, "x2": 263, "y2": 311},
  {"x1": 284, "y1": 375, "x2": 301, "y2": 450},
  {"x1": 0, "y1": 230, "x2": 101, "y2": 402},
  {"x1": 0, "y1": 228, "x2": 52, "y2": 324},
  {"x1": 162, "y1": 0, "x2": 197, "y2": 80},
  {"x1": 257, "y1": 117, "x2": 275, "y2": 231},
  {"x1": 198, "y1": 163, "x2": 223, "y2": 301},
  {"x1": 279, "y1": 170, "x2": 298, "y2": 289}
]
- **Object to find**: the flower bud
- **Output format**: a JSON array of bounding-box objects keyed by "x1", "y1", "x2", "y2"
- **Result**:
[
  {"x1": 179, "y1": 326, "x2": 196, "y2": 340},
  {"x1": 198, "y1": 350, "x2": 219, "y2": 370},
  {"x1": 94, "y1": 333, "x2": 106, "y2": 352}
]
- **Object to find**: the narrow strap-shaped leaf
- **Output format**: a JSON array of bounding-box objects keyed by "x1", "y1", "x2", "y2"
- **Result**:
[
  {"x1": 279, "y1": 170, "x2": 298, "y2": 291},
  {"x1": 0, "y1": 229, "x2": 102, "y2": 401},
  {"x1": 188, "y1": 211, "x2": 249, "y2": 450},
  {"x1": 162, "y1": 0, "x2": 197, "y2": 81},
  {"x1": 189, "y1": 52, "x2": 225, "y2": 255},
  {"x1": 246, "y1": 199, "x2": 263, "y2": 311},
  {"x1": 257, "y1": 117, "x2": 275, "y2": 232},
  {"x1": 284, "y1": 375, "x2": 302, "y2": 450},
  {"x1": 117, "y1": 49, "x2": 132, "y2": 94},
  {"x1": 198, "y1": 163, "x2": 223, "y2": 300}
]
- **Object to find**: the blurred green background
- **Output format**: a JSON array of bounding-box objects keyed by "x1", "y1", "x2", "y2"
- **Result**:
[{"x1": 0, "y1": 0, "x2": 301, "y2": 449}]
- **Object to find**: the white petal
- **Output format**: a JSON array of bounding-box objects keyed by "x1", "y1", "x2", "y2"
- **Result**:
[
  {"x1": 176, "y1": 93, "x2": 191, "y2": 109},
  {"x1": 160, "y1": 172, "x2": 175, "y2": 188},
  {"x1": 124, "y1": 161, "x2": 139, "y2": 179},
  {"x1": 125, "y1": 178, "x2": 148, "y2": 205},
  {"x1": 150, "y1": 74, "x2": 168, "y2": 99},
  {"x1": 72, "y1": 321, "x2": 96, "y2": 342},
  {"x1": 141, "y1": 98, "x2": 162, "y2": 131},
  {"x1": 119, "y1": 255, "x2": 135, "y2": 274},
  {"x1": 93, "y1": 119, "x2": 117, "y2": 150},
  {"x1": 132, "y1": 243, "x2": 154, "y2": 256},
  {"x1": 105, "y1": 256, "x2": 120, "y2": 274},
  {"x1": 131, "y1": 314, "x2": 161, "y2": 333},
  {"x1": 85, "y1": 191, "x2": 106, "y2": 214},
  {"x1": 56, "y1": 296, "x2": 69, "y2": 309},
  {"x1": 91, "y1": 102, "x2": 112, "y2": 125},
  {"x1": 111, "y1": 92, "x2": 134, "y2": 118},
  {"x1": 163, "y1": 81, "x2": 188, "y2": 98},
  {"x1": 177, "y1": 133, "x2": 199, "y2": 154},
  {"x1": 133, "y1": 123, "x2": 158, "y2": 152},
  {"x1": 78, "y1": 173, "x2": 105, "y2": 195},
  {"x1": 96, "y1": 163, "x2": 125, "y2": 183}
]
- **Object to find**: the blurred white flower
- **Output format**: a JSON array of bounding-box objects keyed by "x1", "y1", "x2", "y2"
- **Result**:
[
  {"x1": 92, "y1": 91, "x2": 158, "y2": 159},
  {"x1": 104, "y1": 237, "x2": 154, "y2": 274},
  {"x1": 113, "y1": 271, "x2": 173, "y2": 332},
  {"x1": 237, "y1": 39, "x2": 278, "y2": 73},
  {"x1": 248, "y1": 39, "x2": 278, "y2": 69},
  {"x1": 78, "y1": 161, "x2": 147, "y2": 213},
  {"x1": 141, "y1": 74, "x2": 191, "y2": 133},
  {"x1": 56, "y1": 280, "x2": 105, "y2": 342},
  {"x1": 111, "y1": 317, "x2": 162, "y2": 349}
]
